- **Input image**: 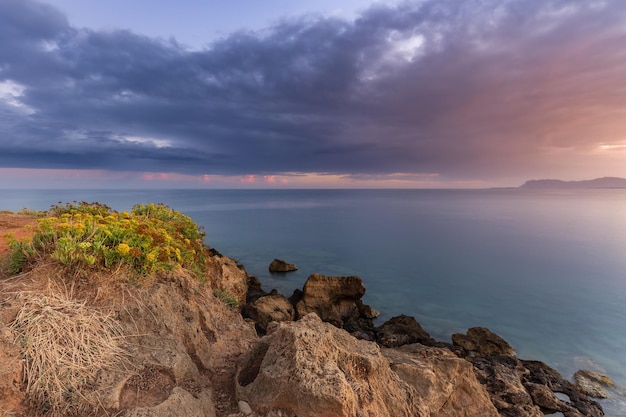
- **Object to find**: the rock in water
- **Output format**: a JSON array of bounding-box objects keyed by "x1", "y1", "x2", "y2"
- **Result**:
[
  {"x1": 574, "y1": 369, "x2": 614, "y2": 398},
  {"x1": 268, "y1": 259, "x2": 298, "y2": 272},
  {"x1": 295, "y1": 273, "x2": 366, "y2": 326}
]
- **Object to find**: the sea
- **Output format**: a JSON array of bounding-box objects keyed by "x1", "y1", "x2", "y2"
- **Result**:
[{"x1": 3, "y1": 188, "x2": 626, "y2": 415}]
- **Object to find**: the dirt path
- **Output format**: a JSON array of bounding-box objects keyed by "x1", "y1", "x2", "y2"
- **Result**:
[{"x1": 0, "y1": 213, "x2": 38, "y2": 258}]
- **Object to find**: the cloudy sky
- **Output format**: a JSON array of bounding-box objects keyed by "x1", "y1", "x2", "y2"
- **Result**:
[{"x1": 1, "y1": 0, "x2": 626, "y2": 188}]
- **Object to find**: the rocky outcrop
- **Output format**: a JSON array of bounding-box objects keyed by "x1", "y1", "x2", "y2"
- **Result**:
[
  {"x1": 0, "y1": 264, "x2": 259, "y2": 417},
  {"x1": 376, "y1": 314, "x2": 436, "y2": 348},
  {"x1": 236, "y1": 313, "x2": 498, "y2": 417},
  {"x1": 268, "y1": 259, "x2": 298, "y2": 273},
  {"x1": 462, "y1": 348, "x2": 604, "y2": 417},
  {"x1": 104, "y1": 270, "x2": 258, "y2": 416},
  {"x1": 452, "y1": 327, "x2": 515, "y2": 357},
  {"x1": 243, "y1": 292, "x2": 295, "y2": 334},
  {"x1": 209, "y1": 254, "x2": 250, "y2": 306},
  {"x1": 295, "y1": 274, "x2": 379, "y2": 338},
  {"x1": 383, "y1": 343, "x2": 500, "y2": 417}
]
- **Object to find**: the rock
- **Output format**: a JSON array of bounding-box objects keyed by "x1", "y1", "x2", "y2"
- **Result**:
[
  {"x1": 574, "y1": 369, "x2": 614, "y2": 399},
  {"x1": 451, "y1": 327, "x2": 515, "y2": 356},
  {"x1": 524, "y1": 360, "x2": 604, "y2": 417},
  {"x1": 526, "y1": 383, "x2": 560, "y2": 412},
  {"x1": 238, "y1": 400, "x2": 252, "y2": 415},
  {"x1": 471, "y1": 355, "x2": 543, "y2": 417},
  {"x1": 356, "y1": 299, "x2": 380, "y2": 319},
  {"x1": 124, "y1": 387, "x2": 215, "y2": 417},
  {"x1": 209, "y1": 255, "x2": 250, "y2": 306},
  {"x1": 243, "y1": 293, "x2": 295, "y2": 333},
  {"x1": 465, "y1": 354, "x2": 605, "y2": 417},
  {"x1": 236, "y1": 313, "x2": 423, "y2": 417},
  {"x1": 95, "y1": 271, "x2": 258, "y2": 416},
  {"x1": 383, "y1": 344, "x2": 500, "y2": 417},
  {"x1": 246, "y1": 275, "x2": 268, "y2": 304},
  {"x1": 376, "y1": 314, "x2": 435, "y2": 348},
  {"x1": 268, "y1": 259, "x2": 298, "y2": 272},
  {"x1": 295, "y1": 274, "x2": 373, "y2": 328}
]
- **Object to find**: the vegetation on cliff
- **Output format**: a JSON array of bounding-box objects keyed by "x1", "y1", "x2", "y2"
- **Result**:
[{"x1": 4, "y1": 201, "x2": 209, "y2": 280}]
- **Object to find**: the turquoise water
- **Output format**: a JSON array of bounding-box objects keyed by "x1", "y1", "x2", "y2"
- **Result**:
[{"x1": 4, "y1": 188, "x2": 626, "y2": 415}]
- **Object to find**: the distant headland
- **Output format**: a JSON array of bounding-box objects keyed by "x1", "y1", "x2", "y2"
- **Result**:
[{"x1": 520, "y1": 176, "x2": 626, "y2": 189}]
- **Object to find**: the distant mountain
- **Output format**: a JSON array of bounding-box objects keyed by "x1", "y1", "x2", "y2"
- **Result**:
[{"x1": 520, "y1": 177, "x2": 626, "y2": 189}]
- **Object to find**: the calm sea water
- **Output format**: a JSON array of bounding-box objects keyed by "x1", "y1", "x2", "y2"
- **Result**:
[{"x1": 4, "y1": 188, "x2": 626, "y2": 414}]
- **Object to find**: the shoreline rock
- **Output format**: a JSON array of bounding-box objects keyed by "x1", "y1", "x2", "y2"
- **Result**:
[
  {"x1": 574, "y1": 369, "x2": 614, "y2": 399},
  {"x1": 268, "y1": 259, "x2": 298, "y2": 273},
  {"x1": 240, "y1": 272, "x2": 607, "y2": 417}
]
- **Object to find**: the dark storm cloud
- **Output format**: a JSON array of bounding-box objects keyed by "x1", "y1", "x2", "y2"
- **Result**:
[{"x1": 1, "y1": 0, "x2": 626, "y2": 180}]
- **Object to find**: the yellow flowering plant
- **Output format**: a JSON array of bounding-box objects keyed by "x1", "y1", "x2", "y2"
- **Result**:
[{"x1": 6, "y1": 201, "x2": 209, "y2": 281}]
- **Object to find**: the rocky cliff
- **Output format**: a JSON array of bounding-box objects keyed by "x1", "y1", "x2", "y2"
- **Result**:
[{"x1": 0, "y1": 211, "x2": 609, "y2": 417}]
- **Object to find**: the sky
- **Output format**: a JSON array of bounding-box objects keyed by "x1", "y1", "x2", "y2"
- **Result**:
[{"x1": 1, "y1": 0, "x2": 626, "y2": 189}]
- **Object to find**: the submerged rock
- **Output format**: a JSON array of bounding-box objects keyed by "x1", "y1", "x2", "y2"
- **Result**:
[
  {"x1": 574, "y1": 369, "x2": 614, "y2": 399},
  {"x1": 268, "y1": 259, "x2": 298, "y2": 272}
]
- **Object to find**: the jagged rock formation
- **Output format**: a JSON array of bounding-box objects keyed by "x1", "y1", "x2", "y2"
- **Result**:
[
  {"x1": 236, "y1": 313, "x2": 499, "y2": 417},
  {"x1": 294, "y1": 274, "x2": 379, "y2": 340}
]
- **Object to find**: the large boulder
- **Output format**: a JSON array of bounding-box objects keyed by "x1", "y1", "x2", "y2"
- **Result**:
[
  {"x1": 452, "y1": 327, "x2": 515, "y2": 357},
  {"x1": 236, "y1": 313, "x2": 423, "y2": 417},
  {"x1": 295, "y1": 274, "x2": 377, "y2": 332},
  {"x1": 383, "y1": 343, "x2": 500, "y2": 417},
  {"x1": 268, "y1": 259, "x2": 298, "y2": 273}
]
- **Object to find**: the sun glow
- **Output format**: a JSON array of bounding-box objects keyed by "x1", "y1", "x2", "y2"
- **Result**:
[{"x1": 599, "y1": 144, "x2": 626, "y2": 151}]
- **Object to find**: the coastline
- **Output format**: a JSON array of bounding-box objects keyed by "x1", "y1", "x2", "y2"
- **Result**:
[{"x1": 0, "y1": 209, "x2": 618, "y2": 416}]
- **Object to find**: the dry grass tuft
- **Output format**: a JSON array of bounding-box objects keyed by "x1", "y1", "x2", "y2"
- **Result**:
[{"x1": 10, "y1": 292, "x2": 126, "y2": 416}]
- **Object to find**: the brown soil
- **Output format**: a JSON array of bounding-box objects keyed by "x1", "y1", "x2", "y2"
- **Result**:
[{"x1": 0, "y1": 213, "x2": 38, "y2": 258}]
